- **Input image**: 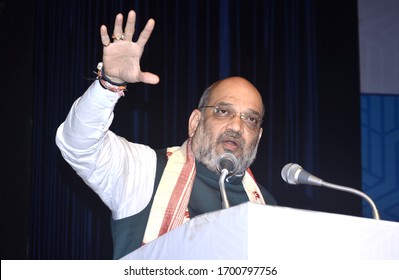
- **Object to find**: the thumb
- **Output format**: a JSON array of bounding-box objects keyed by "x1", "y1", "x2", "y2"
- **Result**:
[{"x1": 140, "y1": 72, "x2": 160, "y2": 85}]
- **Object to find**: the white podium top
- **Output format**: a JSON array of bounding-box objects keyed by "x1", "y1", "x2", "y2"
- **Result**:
[{"x1": 121, "y1": 203, "x2": 399, "y2": 260}]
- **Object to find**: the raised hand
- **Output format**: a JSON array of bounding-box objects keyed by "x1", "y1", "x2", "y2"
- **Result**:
[{"x1": 100, "y1": 10, "x2": 159, "y2": 85}]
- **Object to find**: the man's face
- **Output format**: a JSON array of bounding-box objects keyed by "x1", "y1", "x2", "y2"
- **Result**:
[{"x1": 190, "y1": 77, "x2": 263, "y2": 175}]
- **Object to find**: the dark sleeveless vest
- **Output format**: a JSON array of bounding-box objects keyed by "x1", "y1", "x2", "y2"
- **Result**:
[{"x1": 110, "y1": 149, "x2": 277, "y2": 259}]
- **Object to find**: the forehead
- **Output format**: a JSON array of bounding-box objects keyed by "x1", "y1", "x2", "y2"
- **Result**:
[{"x1": 208, "y1": 77, "x2": 263, "y2": 113}]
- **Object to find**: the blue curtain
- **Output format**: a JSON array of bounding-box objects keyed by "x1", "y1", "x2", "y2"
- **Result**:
[{"x1": 30, "y1": 0, "x2": 361, "y2": 259}]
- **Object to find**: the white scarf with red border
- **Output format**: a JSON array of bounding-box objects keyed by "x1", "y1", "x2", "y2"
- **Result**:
[{"x1": 142, "y1": 139, "x2": 265, "y2": 245}]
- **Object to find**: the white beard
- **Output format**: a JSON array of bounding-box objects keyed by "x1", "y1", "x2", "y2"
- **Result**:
[{"x1": 191, "y1": 121, "x2": 259, "y2": 175}]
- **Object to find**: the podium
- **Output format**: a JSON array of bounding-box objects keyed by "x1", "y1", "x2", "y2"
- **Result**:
[{"x1": 121, "y1": 202, "x2": 399, "y2": 260}]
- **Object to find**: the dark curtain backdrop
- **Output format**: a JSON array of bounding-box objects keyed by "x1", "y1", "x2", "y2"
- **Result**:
[{"x1": 23, "y1": 0, "x2": 361, "y2": 259}]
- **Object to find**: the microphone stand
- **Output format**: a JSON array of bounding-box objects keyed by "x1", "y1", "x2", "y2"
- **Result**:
[
  {"x1": 219, "y1": 169, "x2": 230, "y2": 209},
  {"x1": 321, "y1": 181, "x2": 380, "y2": 220}
]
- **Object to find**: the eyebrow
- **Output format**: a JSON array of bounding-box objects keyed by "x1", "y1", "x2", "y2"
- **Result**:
[{"x1": 215, "y1": 102, "x2": 262, "y2": 116}]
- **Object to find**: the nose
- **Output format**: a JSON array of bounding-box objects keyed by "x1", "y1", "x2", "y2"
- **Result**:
[{"x1": 225, "y1": 113, "x2": 245, "y2": 133}]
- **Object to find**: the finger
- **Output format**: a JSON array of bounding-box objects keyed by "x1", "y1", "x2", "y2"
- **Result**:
[
  {"x1": 136, "y1": 19, "x2": 155, "y2": 48},
  {"x1": 113, "y1": 13, "x2": 124, "y2": 39},
  {"x1": 100, "y1": 25, "x2": 111, "y2": 47},
  {"x1": 140, "y1": 72, "x2": 160, "y2": 85},
  {"x1": 123, "y1": 10, "x2": 136, "y2": 42}
]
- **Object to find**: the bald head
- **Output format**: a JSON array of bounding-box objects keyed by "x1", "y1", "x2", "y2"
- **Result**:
[{"x1": 198, "y1": 77, "x2": 265, "y2": 118}]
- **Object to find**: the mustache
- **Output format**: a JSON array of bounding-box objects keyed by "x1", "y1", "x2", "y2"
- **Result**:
[{"x1": 216, "y1": 130, "x2": 245, "y2": 150}]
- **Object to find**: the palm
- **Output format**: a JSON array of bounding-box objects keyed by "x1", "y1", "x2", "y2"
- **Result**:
[{"x1": 102, "y1": 41, "x2": 144, "y2": 83}]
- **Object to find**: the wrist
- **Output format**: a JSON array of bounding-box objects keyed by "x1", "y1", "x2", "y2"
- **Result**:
[
  {"x1": 96, "y1": 62, "x2": 127, "y2": 95},
  {"x1": 106, "y1": 75, "x2": 125, "y2": 85},
  {"x1": 97, "y1": 62, "x2": 127, "y2": 86}
]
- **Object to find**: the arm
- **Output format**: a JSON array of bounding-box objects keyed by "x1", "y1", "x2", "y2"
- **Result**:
[{"x1": 56, "y1": 11, "x2": 159, "y2": 220}]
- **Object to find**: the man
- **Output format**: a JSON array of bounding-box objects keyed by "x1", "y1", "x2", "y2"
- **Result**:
[{"x1": 56, "y1": 10, "x2": 276, "y2": 259}]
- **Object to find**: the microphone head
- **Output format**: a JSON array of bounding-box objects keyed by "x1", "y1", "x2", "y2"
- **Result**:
[
  {"x1": 217, "y1": 153, "x2": 238, "y2": 175},
  {"x1": 281, "y1": 163, "x2": 303, "y2": 184}
]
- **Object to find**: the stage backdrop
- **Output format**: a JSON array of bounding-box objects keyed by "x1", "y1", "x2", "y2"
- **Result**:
[
  {"x1": 358, "y1": 0, "x2": 399, "y2": 221},
  {"x1": 25, "y1": 0, "x2": 363, "y2": 259}
]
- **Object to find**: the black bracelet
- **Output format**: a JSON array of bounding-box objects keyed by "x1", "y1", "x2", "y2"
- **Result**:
[{"x1": 100, "y1": 65, "x2": 128, "y2": 86}]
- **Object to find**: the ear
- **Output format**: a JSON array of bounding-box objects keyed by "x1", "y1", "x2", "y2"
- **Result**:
[
  {"x1": 188, "y1": 109, "x2": 201, "y2": 137},
  {"x1": 257, "y1": 127, "x2": 263, "y2": 144}
]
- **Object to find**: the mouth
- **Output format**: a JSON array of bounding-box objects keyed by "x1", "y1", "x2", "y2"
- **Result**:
[{"x1": 221, "y1": 136, "x2": 241, "y2": 152}]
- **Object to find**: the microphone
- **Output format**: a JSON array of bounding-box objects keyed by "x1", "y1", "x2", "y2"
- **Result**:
[
  {"x1": 281, "y1": 163, "x2": 380, "y2": 220},
  {"x1": 217, "y1": 152, "x2": 238, "y2": 175},
  {"x1": 216, "y1": 153, "x2": 238, "y2": 209}
]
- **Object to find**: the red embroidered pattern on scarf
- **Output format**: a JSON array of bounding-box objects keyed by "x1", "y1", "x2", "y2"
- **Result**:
[{"x1": 157, "y1": 143, "x2": 195, "y2": 236}]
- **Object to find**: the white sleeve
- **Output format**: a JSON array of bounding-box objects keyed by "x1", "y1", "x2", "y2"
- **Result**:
[{"x1": 55, "y1": 81, "x2": 157, "y2": 220}]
